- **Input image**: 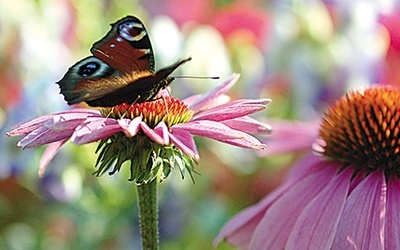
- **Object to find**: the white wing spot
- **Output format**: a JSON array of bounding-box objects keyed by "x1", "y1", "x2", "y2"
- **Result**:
[{"x1": 119, "y1": 21, "x2": 147, "y2": 42}]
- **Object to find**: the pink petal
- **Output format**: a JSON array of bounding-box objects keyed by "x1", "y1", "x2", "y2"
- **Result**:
[
  {"x1": 193, "y1": 99, "x2": 270, "y2": 122},
  {"x1": 221, "y1": 116, "x2": 271, "y2": 134},
  {"x1": 174, "y1": 120, "x2": 244, "y2": 141},
  {"x1": 44, "y1": 114, "x2": 97, "y2": 131},
  {"x1": 39, "y1": 139, "x2": 68, "y2": 177},
  {"x1": 140, "y1": 122, "x2": 165, "y2": 145},
  {"x1": 385, "y1": 177, "x2": 400, "y2": 249},
  {"x1": 214, "y1": 159, "x2": 336, "y2": 247},
  {"x1": 214, "y1": 174, "x2": 300, "y2": 247},
  {"x1": 258, "y1": 119, "x2": 320, "y2": 156},
  {"x1": 218, "y1": 133, "x2": 266, "y2": 150},
  {"x1": 189, "y1": 74, "x2": 239, "y2": 112},
  {"x1": 71, "y1": 118, "x2": 123, "y2": 144},
  {"x1": 169, "y1": 129, "x2": 199, "y2": 160},
  {"x1": 285, "y1": 167, "x2": 352, "y2": 249},
  {"x1": 7, "y1": 114, "x2": 55, "y2": 136},
  {"x1": 118, "y1": 117, "x2": 141, "y2": 137},
  {"x1": 7, "y1": 109, "x2": 100, "y2": 136},
  {"x1": 332, "y1": 171, "x2": 386, "y2": 249},
  {"x1": 17, "y1": 126, "x2": 73, "y2": 148},
  {"x1": 154, "y1": 122, "x2": 170, "y2": 144},
  {"x1": 249, "y1": 166, "x2": 338, "y2": 249}
]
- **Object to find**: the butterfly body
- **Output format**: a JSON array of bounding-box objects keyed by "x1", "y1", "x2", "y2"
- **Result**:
[{"x1": 57, "y1": 16, "x2": 190, "y2": 107}]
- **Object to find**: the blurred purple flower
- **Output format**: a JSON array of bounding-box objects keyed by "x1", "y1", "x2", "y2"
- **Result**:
[
  {"x1": 7, "y1": 74, "x2": 270, "y2": 178},
  {"x1": 215, "y1": 85, "x2": 400, "y2": 249}
]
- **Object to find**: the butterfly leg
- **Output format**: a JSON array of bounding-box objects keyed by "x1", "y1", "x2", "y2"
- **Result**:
[{"x1": 120, "y1": 95, "x2": 142, "y2": 119}]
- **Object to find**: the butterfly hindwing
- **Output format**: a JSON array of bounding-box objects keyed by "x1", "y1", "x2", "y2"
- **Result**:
[{"x1": 56, "y1": 56, "x2": 121, "y2": 105}]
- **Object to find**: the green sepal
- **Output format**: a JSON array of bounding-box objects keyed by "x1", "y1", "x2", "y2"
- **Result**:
[{"x1": 94, "y1": 132, "x2": 198, "y2": 185}]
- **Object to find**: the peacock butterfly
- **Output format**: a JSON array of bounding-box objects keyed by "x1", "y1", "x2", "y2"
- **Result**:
[{"x1": 57, "y1": 15, "x2": 191, "y2": 107}]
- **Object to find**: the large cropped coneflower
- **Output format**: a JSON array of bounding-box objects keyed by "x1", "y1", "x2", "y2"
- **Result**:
[{"x1": 215, "y1": 85, "x2": 400, "y2": 249}]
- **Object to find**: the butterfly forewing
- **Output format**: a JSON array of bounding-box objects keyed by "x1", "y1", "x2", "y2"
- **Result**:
[{"x1": 91, "y1": 16, "x2": 155, "y2": 74}]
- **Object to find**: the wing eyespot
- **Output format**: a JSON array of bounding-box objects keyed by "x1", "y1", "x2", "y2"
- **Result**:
[{"x1": 78, "y1": 62, "x2": 101, "y2": 77}]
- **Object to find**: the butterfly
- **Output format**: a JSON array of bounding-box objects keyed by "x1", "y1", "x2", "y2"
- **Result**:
[{"x1": 57, "y1": 15, "x2": 191, "y2": 107}]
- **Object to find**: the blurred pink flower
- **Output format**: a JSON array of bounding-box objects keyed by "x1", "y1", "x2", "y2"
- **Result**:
[
  {"x1": 8, "y1": 74, "x2": 270, "y2": 178},
  {"x1": 380, "y1": 8, "x2": 400, "y2": 86},
  {"x1": 215, "y1": 85, "x2": 400, "y2": 249}
]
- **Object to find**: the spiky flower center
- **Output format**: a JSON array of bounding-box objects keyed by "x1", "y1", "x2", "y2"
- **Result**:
[
  {"x1": 318, "y1": 86, "x2": 400, "y2": 175},
  {"x1": 100, "y1": 97, "x2": 194, "y2": 128}
]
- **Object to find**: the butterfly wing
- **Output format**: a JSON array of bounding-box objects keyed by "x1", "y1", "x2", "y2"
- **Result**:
[
  {"x1": 57, "y1": 16, "x2": 155, "y2": 105},
  {"x1": 91, "y1": 15, "x2": 155, "y2": 74}
]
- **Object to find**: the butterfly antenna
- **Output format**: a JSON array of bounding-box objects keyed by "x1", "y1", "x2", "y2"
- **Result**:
[{"x1": 174, "y1": 76, "x2": 220, "y2": 80}]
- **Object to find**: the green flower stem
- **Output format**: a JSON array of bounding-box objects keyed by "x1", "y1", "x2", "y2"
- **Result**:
[{"x1": 137, "y1": 179, "x2": 159, "y2": 250}]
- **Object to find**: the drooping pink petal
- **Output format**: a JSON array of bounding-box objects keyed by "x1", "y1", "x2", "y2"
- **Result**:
[
  {"x1": 174, "y1": 120, "x2": 244, "y2": 141},
  {"x1": 189, "y1": 74, "x2": 239, "y2": 112},
  {"x1": 118, "y1": 117, "x2": 141, "y2": 138},
  {"x1": 193, "y1": 99, "x2": 270, "y2": 122},
  {"x1": 221, "y1": 116, "x2": 271, "y2": 134},
  {"x1": 140, "y1": 122, "x2": 165, "y2": 145},
  {"x1": 154, "y1": 122, "x2": 170, "y2": 145},
  {"x1": 285, "y1": 167, "x2": 352, "y2": 249},
  {"x1": 71, "y1": 118, "x2": 123, "y2": 144},
  {"x1": 332, "y1": 171, "x2": 386, "y2": 250},
  {"x1": 168, "y1": 128, "x2": 199, "y2": 160},
  {"x1": 17, "y1": 126, "x2": 73, "y2": 148},
  {"x1": 249, "y1": 166, "x2": 338, "y2": 249},
  {"x1": 385, "y1": 177, "x2": 400, "y2": 249},
  {"x1": 39, "y1": 139, "x2": 68, "y2": 177}
]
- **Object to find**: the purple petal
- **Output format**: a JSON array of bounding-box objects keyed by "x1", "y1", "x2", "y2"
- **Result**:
[
  {"x1": 118, "y1": 117, "x2": 141, "y2": 137},
  {"x1": 189, "y1": 74, "x2": 239, "y2": 112},
  {"x1": 71, "y1": 118, "x2": 123, "y2": 144},
  {"x1": 39, "y1": 139, "x2": 68, "y2": 177},
  {"x1": 385, "y1": 177, "x2": 400, "y2": 249},
  {"x1": 222, "y1": 116, "x2": 272, "y2": 134},
  {"x1": 173, "y1": 120, "x2": 244, "y2": 141},
  {"x1": 168, "y1": 129, "x2": 199, "y2": 160},
  {"x1": 332, "y1": 171, "x2": 385, "y2": 249},
  {"x1": 192, "y1": 99, "x2": 270, "y2": 122},
  {"x1": 17, "y1": 126, "x2": 73, "y2": 148},
  {"x1": 285, "y1": 167, "x2": 352, "y2": 249},
  {"x1": 140, "y1": 122, "x2": 165, "y2": 145},
  {"x1": 249, "y1": 166, "x2": 338, "y2": 249},
  {"x1": 7, "y1": 109, "x2": 100, "y2": 136}
]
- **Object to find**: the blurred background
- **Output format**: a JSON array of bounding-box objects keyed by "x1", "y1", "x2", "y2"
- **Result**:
[{"x1": 1, "y1": 0, "x2": 399, "y2": 249}]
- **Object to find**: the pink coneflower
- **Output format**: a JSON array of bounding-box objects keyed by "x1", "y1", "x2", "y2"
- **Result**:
[
  {"x1": 7, "y1": 74, "x2": 270, "y2": 183},
  {"x1": 215, "y1": 85, "x2": 400, "y2": 249}
]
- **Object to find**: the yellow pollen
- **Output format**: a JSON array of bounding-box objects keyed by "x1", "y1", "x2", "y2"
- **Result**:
[
  {"x1": 101, "y1": 97, "x2": 194, "y2": 128},
  {"x1": 318, "y1": 86, "x2": 400, "y2": 174}
]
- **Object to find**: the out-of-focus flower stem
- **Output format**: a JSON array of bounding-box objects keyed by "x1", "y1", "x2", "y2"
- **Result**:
[{"x1": 137, "y1": 179, "x2": 159, "y2": 250}]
